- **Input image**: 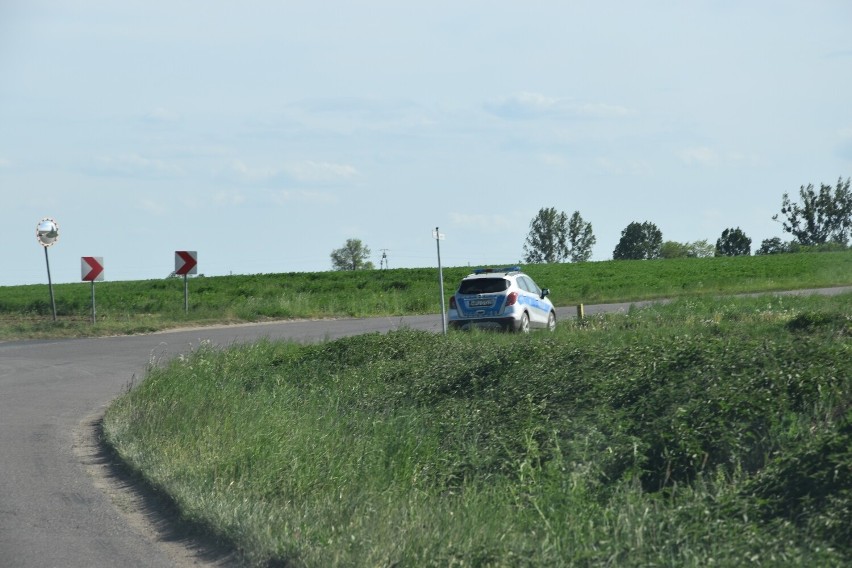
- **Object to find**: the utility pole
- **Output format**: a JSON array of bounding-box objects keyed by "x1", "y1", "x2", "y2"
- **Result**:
[{"x1": 379, "y1": 249, "x2": 390, "y2": 269}]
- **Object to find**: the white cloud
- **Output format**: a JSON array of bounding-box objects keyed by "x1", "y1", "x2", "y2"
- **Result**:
[
  {"x1": 449, "y1": 212, "x2": 514, "y2": 231},
  {"x1": 228, "y1": 159, "x2": 359, "y2": 185},
  {"x1": 286, "y1": 161, "x2": 358, "y2": 182},
  {"x1": 595, "y1": 157, "x2": 654, "y2": 176},
  {"x1": 539, "y1": 153, "x2": 569, "y2": 167},
  {"x1": 230, "y1": 160, "x2": 279, "y2": 183},
  {"x1": 137, "y1": 198, "x2": 168, "y2": 216},
  {"x1": 144, "y1": 107, "x2": 180, "y2": 122},
  {"x1": 486, "y1": 92, "x2": 631, "y2": 120},
  {"x1": 213, "y1": 190, "x2": 247, "y2": 206},
  {"x1": 91, "y1": 154, "x2": 183, "y2": 178},
  {"x1": 269, "y1": 189, "x2": 337, "y2": 206},
  {"x1": 678, "y1": 146, "x2": 719, "y2": 167},
  {"x1": 574, "y1": 102, "x2": 632, "y2": 118}
]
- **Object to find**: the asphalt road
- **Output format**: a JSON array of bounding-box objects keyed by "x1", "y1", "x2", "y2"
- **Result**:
[
  {"x1": 0, "y1": 315, "x2": 446, "y2": 568},
  {"x1": 1, "y1": 287, "x2": 849, "y2": 567}
]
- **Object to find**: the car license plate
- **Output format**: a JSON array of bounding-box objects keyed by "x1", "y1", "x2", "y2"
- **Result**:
[{"x1": 469, "y1": 299, "x2": 492, "y2": 307}]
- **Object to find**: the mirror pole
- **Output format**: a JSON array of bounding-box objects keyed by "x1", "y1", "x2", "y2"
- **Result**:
[{"x1": 44, "y1": 246, "x2": 57, "y2": 321}]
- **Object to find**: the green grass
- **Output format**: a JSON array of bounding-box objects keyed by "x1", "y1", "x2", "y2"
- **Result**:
[
  {"x1": 2, "y1": 251, "x2": 851, "y2": 340},
  {"x1": 103, "y1": 292, "x2": 852, "y2": 566}
]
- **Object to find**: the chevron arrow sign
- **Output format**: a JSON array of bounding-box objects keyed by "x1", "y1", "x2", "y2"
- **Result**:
[
  {"x1": 175, "y1": 251, "x2": 197, "y2": 276},
  {"x1": 81, "y1": 257, "x2": 104, "y2": 282}
]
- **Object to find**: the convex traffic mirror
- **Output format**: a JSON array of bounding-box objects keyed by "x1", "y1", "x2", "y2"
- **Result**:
[{"x1": 36, "y1": 218, "x2": 59, "y2": 247}]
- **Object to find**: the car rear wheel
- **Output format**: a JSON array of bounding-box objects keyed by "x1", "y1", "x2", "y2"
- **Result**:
[
  {"x1": 516, "y1": 312, "x2": 530, "y2": 333},
  {"x1": 547, "y1": 311, "x2": 556, "y2": 332}
]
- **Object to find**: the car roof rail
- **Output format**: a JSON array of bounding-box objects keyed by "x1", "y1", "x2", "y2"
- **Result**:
[{"x1": 472, "y1": 265, "x2": 522, "y2": 275}]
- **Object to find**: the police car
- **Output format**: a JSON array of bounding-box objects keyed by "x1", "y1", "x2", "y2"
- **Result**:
[{"x1": 447, "y1": 266, "x2": 556, "y2": 332}]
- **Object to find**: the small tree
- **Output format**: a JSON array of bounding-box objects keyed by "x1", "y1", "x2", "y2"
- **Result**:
[
  {"x1": 566, "y1": 211, "x2": 596, "y2": 262},
  {"x1": 756, "y1": 237, "x2": 791, "y2": 255},
  {"x1": 661, "y1": 239, "x2": 715, "y2": 259},
  {"x1": 687, "y1": 239, "x2": 716, "y2": 258},
  {"x1": 660, "y1": 241, "x2": 690, "y2": 259},
  {"x1": 330, "y1": 238, "x2": 374, "y2": 270},
  {"x1": 715, "y1": 227, "x2": 752, "y2": 257},
  {"x1": 613, "y1": 221, "x2": 662, "y2": 260},
  {"x1": 523, "y1": 207, "x2": 568, "y2": 263},
  {"x1": 773, "y1": 177, "x2": 852, "y2": 246}
]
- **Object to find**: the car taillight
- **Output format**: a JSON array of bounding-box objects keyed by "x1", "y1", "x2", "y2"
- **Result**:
[
  {"x1": 449, "y1": 295, "x2": 457, "y2": 309},
  {"x1": 505, "y1": 292, "x2": 518, "y2": 306}
]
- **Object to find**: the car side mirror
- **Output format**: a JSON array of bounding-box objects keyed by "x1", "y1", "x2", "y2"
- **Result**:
[{"x1": 541, "y1": 288, "x2": 550, "y2": 298}]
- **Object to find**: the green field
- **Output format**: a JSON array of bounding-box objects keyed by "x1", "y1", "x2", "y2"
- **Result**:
[
  {"x1": 1, "y1": 251, "x2": 851, "y2": 340},
  {"x1": 103, "y1": 292, "x2": 852, "y2": 566}
]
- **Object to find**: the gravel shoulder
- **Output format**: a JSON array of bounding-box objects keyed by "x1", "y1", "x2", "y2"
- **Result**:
[{"x1": 74, "y1": 412, "x2": 241, "y2": 567}]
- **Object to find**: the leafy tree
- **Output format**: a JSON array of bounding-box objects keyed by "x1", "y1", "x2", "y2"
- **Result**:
[
  {"x1": 661, "y1": 239, "x2": 716, "y2": 259},
  {"x1": 660, "y1": 241, "x2": 690, "y2": 259},
  {"x1": 330, "y1": 238, "x2": 374, "y2": 271},
  {"x1": 687, "y1": 239, "x2": 716, "y2": 258},
  {"x1": 756, "y1": 237, "x2": 791, "y2": 255},
  {"x1": 613, "y1": 221, "x2": 662, "y2": 260},
  {"x1": 773, "y1": 177, "x2": 852, "y2": 246},
  {"x1": 523, "y1": 207, "x2": 568, "y2": 263},
  {"x1": 715, "y1": 227, "x2": 752, "y2": 257},
  {"x1": 523, "y1": 208, "x2": 597, "y2": 263},
  {"x1": 566, "y1": 211, "x2": 596, "y2": 262}
]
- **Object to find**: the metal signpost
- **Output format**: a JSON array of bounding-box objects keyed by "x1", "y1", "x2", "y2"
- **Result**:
[
  {"x1": 36, "y1": 218, "x2": 60, "y2": 321},
  {"x1": 433, "y1": 227, "x2": 447, "y2": 335},
  {"x1": 174, "y1": 251, "x2": 198, "y2": 313},
  {"x1": 81, "y1": 257, "x2": 104, "y2": 324}
]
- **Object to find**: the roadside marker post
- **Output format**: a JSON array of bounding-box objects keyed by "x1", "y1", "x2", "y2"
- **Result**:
[
  {"x1": 175, "y1": 251, "x2": 198, "y2": 313},
  {"x1": 433, "y1": 227, "x2": 447, "y2": 335},
  {"x1": 81, "y1": 257, "x2": 104, "y2": 324}
]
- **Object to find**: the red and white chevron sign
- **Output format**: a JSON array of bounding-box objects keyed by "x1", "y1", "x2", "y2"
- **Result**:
[
  {"x1": 175, "y1": 251, "x2": 197, "y2": 275},
  {"x1": 81, "y1": 257, "x2": 104, "y2": 282}
]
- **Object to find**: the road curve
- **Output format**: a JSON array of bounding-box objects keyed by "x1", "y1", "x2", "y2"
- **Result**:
[
  {"x1": 2, "y1": 287, "x2": 850, "y2": 567},
  {"x1": 0, "y1": 315, "x2": 443, "y2": 567}
]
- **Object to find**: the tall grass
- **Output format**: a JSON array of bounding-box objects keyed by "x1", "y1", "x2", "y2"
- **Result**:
[{"x1": 103, "y1": 292, "x2": 852, "y2": 566}]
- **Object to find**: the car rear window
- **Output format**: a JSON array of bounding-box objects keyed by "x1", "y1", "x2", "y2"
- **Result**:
[{"x1": 458, "y1": 278, "x2": 509, "y2": 294}]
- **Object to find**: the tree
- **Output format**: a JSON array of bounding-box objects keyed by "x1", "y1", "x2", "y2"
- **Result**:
[
  {"x1": 613, "y1": 221, "x2": 662, "y2": 260},
  {"x1": 773, "y1": 177, "x2": 852, "y2": 246},
  {"x1": 660, "y1": 241, "x2": 690, "y2": 259},
  {"x1": 687, "y1": 239, "x2": 716, "y2": 258},
  {"x1": 660, "y1": 239, "x2": 716, "y2": 259},
  {"x1": 756, "y1": 237, "x2": 791, "y2": 255},
  {"x1": 523, "y1": 207, "x2": 568, "y2": 263},
  {"x1": 330, "y1": 238, "x2": 374, "y2": 270},
  {"x1": 715, "y1": 227, "x2": 752, "y2": 257},
  {"x1": 523, "y1": 208, "x2": 596, "y2": 263},
  {"x1": 566, "y1": 211, "x2": 596, "y2": 262}
]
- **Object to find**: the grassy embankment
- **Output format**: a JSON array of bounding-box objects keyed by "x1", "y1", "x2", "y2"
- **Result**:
[
  {"x1": 105, "y1": 294, "x2": 852, "y2": 566},
  {"x1": 103, "y1": 291, "x2": 852, "y2": 566},
  {"x1": 2, "y1": 251, "x2": 851, "y2": 339}
]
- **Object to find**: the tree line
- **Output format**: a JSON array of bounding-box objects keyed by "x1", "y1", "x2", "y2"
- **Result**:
[
  {"x1": 329, "y1": 177, "x2": 850, "y2": 270},
  {"x1": 524, "y1": 177, "x2": 851, "y2": 262}
]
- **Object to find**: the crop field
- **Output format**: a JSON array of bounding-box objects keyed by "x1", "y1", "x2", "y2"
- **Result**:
[
  {"x1": 1, "y1": 251, "x2": 851, "y2": 340},
  {"x1": 103, "y1": 292, "x2": 852, "y2": 566}
]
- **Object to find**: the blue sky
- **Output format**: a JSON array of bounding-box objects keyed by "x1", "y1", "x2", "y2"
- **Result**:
[{"x1": 1, "y1": 1, "x2": 851, "y2": 286}]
